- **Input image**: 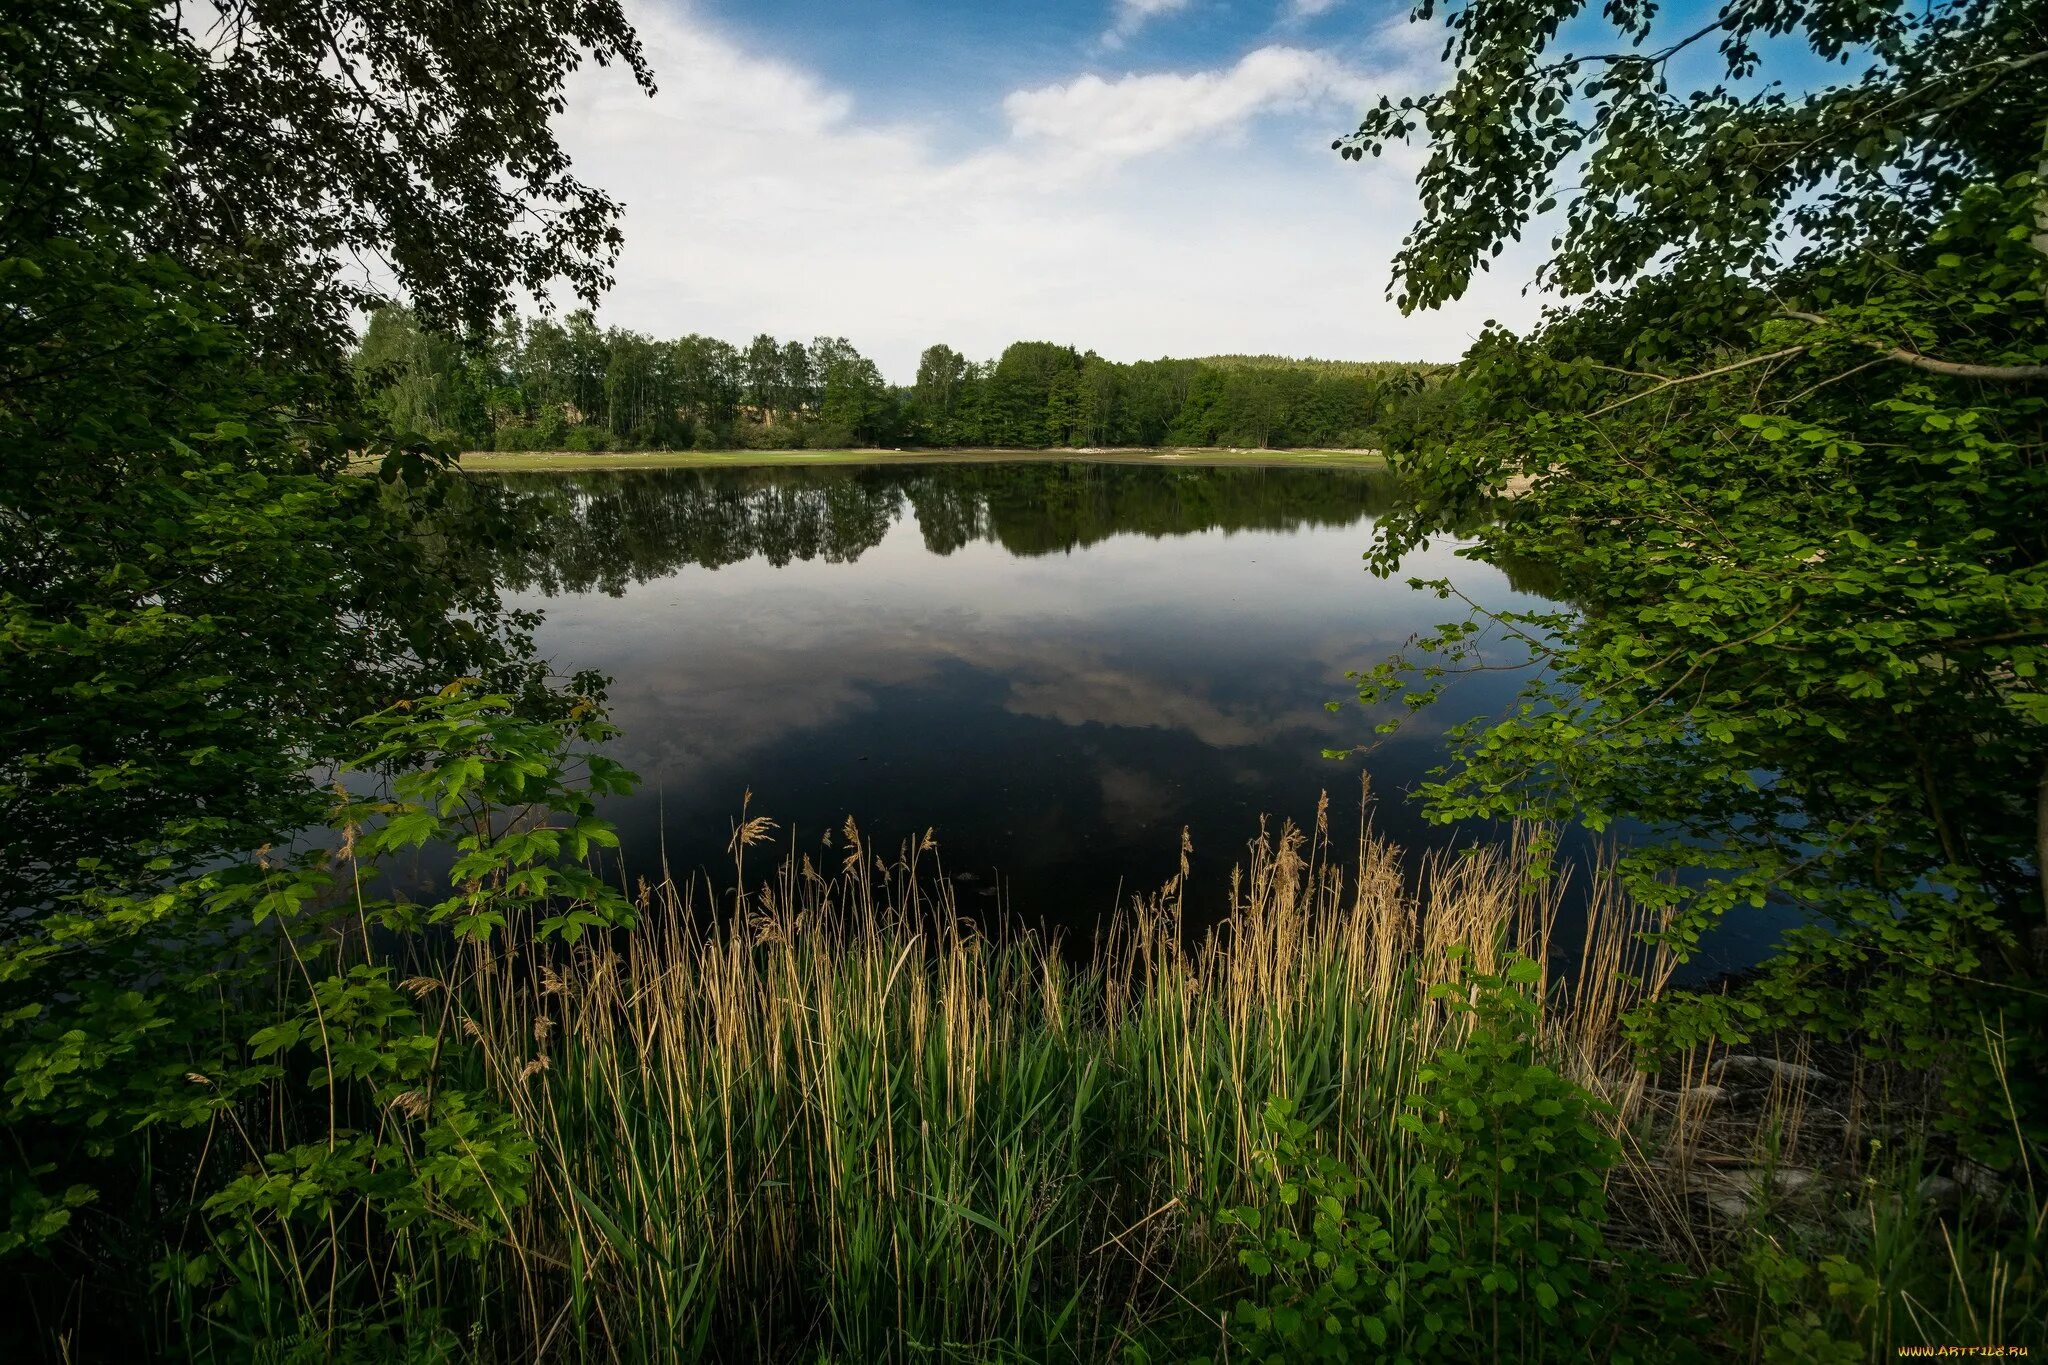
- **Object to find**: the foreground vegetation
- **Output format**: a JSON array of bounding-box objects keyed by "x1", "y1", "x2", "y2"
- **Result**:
[
  {"x1": 23, "y1": 689, "x2": 2037, "y2": 1358},
  {"x1": 1330, "y1": 0, "x2": 2048, "y2": 1163},
  {"x1": 488, "y1": 801, "x2": 2040, "y2": 1362}
]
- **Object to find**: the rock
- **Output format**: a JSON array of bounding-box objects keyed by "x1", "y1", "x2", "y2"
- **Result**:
[
  {"x1": 1954, "y1": 1161, "x2": 2007, "y2": 1201},
  {"x1": 1915, "y1": 1175, "x2": 1960, "y2": 1207},
  {"x1": 1688, "y1": 1167, "x2": 1822, "y2": 1211},
  {"x1": 1679, "y1": 1084, "x2": 1728, "y2": 1104},
  {"x1": 1713, "y1": 1167, "x2": 1820, "y2": 1197},
  {"x1": 1713, "y1": 1055, "x2": 1830, "y2": 1086},
  {"x1": 1760, "y1": 1167, "x2": 1819, "y2": 1195}
]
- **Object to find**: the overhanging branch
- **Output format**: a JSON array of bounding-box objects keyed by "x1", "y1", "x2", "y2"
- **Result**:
[
  {"x1": 1586, "y1": 345, "x2": 1810, "y2": 416},
  {"x1": 1782, "y1": 309, "x2": 2048, "y2": 381}
]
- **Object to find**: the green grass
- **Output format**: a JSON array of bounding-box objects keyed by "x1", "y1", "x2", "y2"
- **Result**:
[
  {"x1": 454, "y1": 446, "x2": 1389, "y2": 474},
  {"x1": 445, "y1": 802, "x2": 2045, "y2": 1362},
  {"x1": 116, "y1": 774, "x2": 2048, "y2": 1362},
  {"x1": 467, "y1": 801, "x2": 1659, "y2": 1360}
]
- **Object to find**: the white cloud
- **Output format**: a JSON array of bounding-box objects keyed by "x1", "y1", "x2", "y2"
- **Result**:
[
  {"x1": 1286, "y1": 0, "x2": 1344, "y2": 18},
  {"x1": 547, "y1": 2, "x2": 1545, "y2": 381},
  {"x1": 1104, "y1": 0, "x2": 1193, "y2": 47},
  {"x1": 1002, "y1": 46, "x2": 1376, "y2": 165}
]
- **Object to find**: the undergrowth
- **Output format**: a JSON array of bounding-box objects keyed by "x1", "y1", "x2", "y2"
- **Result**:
[{"x1": 5, "y1": 691, "x2": 2042, "y2": 1360}]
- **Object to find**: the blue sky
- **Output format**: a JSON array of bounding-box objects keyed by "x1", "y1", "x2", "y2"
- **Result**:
[
  {"x1": 546, "y1": 0, "x2": 1800, "y2": 381},
  {"x1": 699, "y1": 0, "x2": 1382, "y2": 139}
]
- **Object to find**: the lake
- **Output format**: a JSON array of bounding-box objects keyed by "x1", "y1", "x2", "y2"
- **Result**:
[{"x1": 457, "y1": 460, "x2": 1598, "y2": 944}]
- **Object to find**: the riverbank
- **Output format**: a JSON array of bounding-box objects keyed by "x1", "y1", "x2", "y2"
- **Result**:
[
  {"x1": 51, "y1": 705, "x2": 2041, "y2": 1359},
  {"x1": 441, "y1": 795, "x2": 2027, "y2": 1361},
  {"x1": 456, "y1": 445, "x2": 1388, "y2": 473}
]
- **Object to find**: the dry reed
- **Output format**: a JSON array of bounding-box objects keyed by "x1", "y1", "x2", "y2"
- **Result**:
[{"x1": 442, "y1": 783, "x2": 1682, "y2": 1360}]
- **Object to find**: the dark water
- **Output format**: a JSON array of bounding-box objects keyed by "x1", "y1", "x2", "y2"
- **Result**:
[{"x1": 462, "y1": 461, "x2": 1606, "y2": 944}]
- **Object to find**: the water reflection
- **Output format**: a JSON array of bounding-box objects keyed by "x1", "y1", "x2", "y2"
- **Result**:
[
  {"x1": 459, "y1": 464, "x2": 1559, "y2": 939},
  {"x1": 460, "y1": 464, "x2": 1427, "y2": 590}
]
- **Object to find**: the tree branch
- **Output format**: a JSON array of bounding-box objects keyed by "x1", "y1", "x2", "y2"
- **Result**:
[
  {"x1": 1586, "y1": 346, "x2": 1810, "y2": 416},
  {"x1": 2033, "y1": 115, "x2": 2048, "y2": 267},
  {"x1": 1782, "y1": 309, "x2": 2048, "y2": 381}
]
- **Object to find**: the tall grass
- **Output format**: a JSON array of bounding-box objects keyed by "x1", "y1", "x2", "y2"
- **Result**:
[
  {"x1": 113, "y1": 778, "x2": 2045, "y2": 1361},
  {"x1": 448, "y1": 788, "x2": 1674, "y2": 1360}
]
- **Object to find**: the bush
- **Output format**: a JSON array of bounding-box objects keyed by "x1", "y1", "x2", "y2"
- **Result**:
[
  {"x1": 490, "y1": 405, "x2": 569, "y2": 451},
  {"x1": 735, "y1": 417, "x2": 788, "y2": 450},
  {"x1": 490, "y1": 423, "x2": 547, "y2": 451},
  {"x1": 804, "y1": 422, "x2": 858, "y2": 450},
  {"x1": 3, "y1": 682, "x2": 639, "y2": 1352},
  {"x1": 561, "y1": 423, "x2": 611, "y2": 452},
  {"x1": 1218, "y1": 957, "x2": 1699, "y2": 1361}
]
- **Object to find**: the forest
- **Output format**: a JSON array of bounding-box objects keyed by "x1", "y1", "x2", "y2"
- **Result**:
[{"x1": 356, "y1": 304, "x2": 1453, "y2": 452}]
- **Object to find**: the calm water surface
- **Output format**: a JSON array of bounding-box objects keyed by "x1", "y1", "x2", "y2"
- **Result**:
[{"x1": 470, "y1": 461, "x2": 1582, "y2": 942}]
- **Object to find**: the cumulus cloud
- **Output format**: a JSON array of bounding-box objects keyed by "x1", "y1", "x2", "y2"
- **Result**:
[
  {"x1": 564, "y1": 593, "x2": 1319, "y2": 780},
  {"x1": 545, "y1": 1, "x2": 1543, "y2": 380},
  {"x1": 1002, "y1": 46, "x2": 1377, "y2": 166}
]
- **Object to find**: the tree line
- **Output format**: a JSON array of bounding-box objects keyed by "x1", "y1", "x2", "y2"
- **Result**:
[{"x1": 356, "y1": 305, "x2": 1454, "y2": 453}]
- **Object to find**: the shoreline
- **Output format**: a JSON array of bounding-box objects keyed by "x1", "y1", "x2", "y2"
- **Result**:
[{"x1": 455, "y1": 446, "x2": 1389, "y2": 473}]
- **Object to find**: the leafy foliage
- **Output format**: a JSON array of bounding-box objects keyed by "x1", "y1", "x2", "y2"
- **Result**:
[
  {"x1": 1, "y1": 1, "x2": 613, "y2": 909},
  {"x1": 1218, "y1": 960, "x2": 1695, "y2": 1361},
  {"x1": 4, "y1": 684, "x2": 636, "y2": 1350},
  {"x1": 155, "y1": 0, "x2": 650, "y2": 365},
  {"x1": 2, "y1": 0, "x2": 652, "y2": 1352},
  {"x1": 1334, "y1": 0, "x2": 2048, "y2": 1149}
]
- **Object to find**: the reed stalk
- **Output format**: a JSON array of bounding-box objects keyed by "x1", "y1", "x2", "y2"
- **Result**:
[{"x1": 453, "y1": 786, "x2": 1671, "y2": 1360}]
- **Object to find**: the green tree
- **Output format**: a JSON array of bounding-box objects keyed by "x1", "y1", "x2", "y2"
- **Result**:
[
  {"x1": 673, "y1": 334, "x2": 743, "y2": 441},
  {"x1": 562, "y1": 307, "x2": 612, "y2": 427},
  {"x1": 1045, "y1": 366, "x2": 1083, "y2": 445},
  {"x1": 783, "y1": 338, "x2": 819, "y2": 413},
  {"x1": 1337, "y1": 0, "x2": 2048, "y2": 1143},
  {"x1": 1122, "y1": 358, "x2": 1201, "y2": 446},
  {"x1": 815, "y1": 338, "x2": 893, "y2": 446},
  {"x1": 987, "y1": 341, "x2": 1081, "y2": 446},
  {"x1": 605, "y1": 327, "x2": 680, "y2": 447},
  {"x1": 153, "y1": 0, "x2": 650, "y2": 364},
  {"x1": 354, "y1": 303, "x2": 491, "y2": 446},
  {"x1": 914, "y1": 343, "x2": 969, "y2": 444},
  {"x1": 1076, "y1": 353, "x2": 1122, "y2": 446},
  {"x1": 746, "y1": 332, "x2": 787, "y2": 419},
  {"x1": 1, "y1": 0, "x2": 651, "y2": 1347}
]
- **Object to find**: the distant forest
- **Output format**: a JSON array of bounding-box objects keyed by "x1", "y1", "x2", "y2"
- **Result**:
[{"x1": 355, "y1": 306, "x2": 1457, "y2": 453}]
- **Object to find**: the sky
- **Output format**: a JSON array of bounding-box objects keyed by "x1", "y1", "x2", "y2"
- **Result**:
[{"x1": 548, "y1": 0, "x2": 1558, "y2": 382}]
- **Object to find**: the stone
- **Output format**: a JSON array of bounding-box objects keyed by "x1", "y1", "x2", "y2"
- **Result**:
[{"x1": 1713, "y1": 1055, "x2": 1830, "y2": 1086}]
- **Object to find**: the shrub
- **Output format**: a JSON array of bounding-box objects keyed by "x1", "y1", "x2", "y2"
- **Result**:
[
  {"x1": 3, "y1": 682, "x2": 638, "y2": 1353},
  {"x1": 490, "y1": 405, "x2": 569, "y2": 451},
  {"x1": 804, "y1": 422, "x2": 858, "y2": 450},
  {"x1": 1219, "y1": 957, "x2": 1699, "y2": 1361},
  {"x1": 561, "y1": 423, "x2": 611, "y2": 452}
]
